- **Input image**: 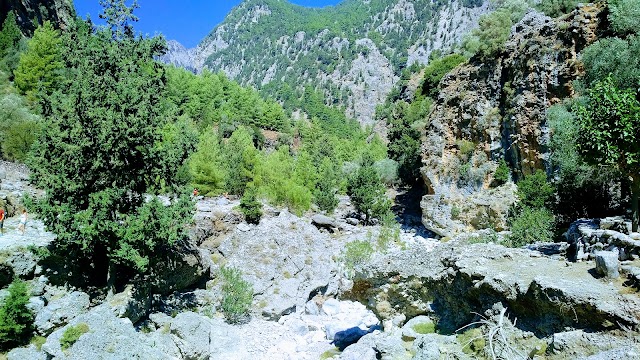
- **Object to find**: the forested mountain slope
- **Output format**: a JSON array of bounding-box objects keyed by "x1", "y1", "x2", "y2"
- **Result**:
[
  {"x1": 163, "y1": 0, "x2": 491, "y2": 125},
  {"x1": 0, "y1": 0, "x2": 74, "y2": 34}
]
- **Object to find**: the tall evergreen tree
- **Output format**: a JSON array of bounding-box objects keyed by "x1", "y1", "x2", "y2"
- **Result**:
[
  {"x1": 28, "y1": 1, "x2": 196, "y2": 288},
  {"x1": 14, "y1": 21, "x2": 63, "y2": 99},
  {"x1": 347, "y1": 153, "x2": 391, "y2": 223},
  {"x1": 0, "y1": 12, "x2": 21, "y2": 56}
]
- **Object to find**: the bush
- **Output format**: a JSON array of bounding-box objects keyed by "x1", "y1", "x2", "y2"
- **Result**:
[
  {"x1": 421, "y1": 54, "x2": 467, "y2": 98},
  {"x1": 582, "y1": 36, "x2": 640, "y2": 90},
  {"x1": 493, "y1": 159, "x2": 510, "y2": 186},
  {"x1": 374, "y1": 158, "x2": 399, "y2": 186},
  {"x1": 537, "y1": 0, "x2": 579, "y2": 17},
  {"x1": 0, "y1": 93, "x2": 41, "y2": 161},
  {"x1": 343, "y1": 240, "x2": 375, "y2": 271},
  {"x1": 240, "y1": 185, "x2": 262, "y2": 224},
  {"x1": 220, "y1": 266, "x2": 253, "y2": 324},
  {"x1": 60, "y1": 323, "x2": 89, "y2": 351},
  {"x1": 516, "y1": 170, "x2": 554, "y2": 209},
  {"x1": 609, "y1": 0, "x2": 640, "y2": 35},
  {"x1": 507, "y1": 207, "x2": 554, "y2": 247},
  {"x1": 0, "y1": 280, "x2": 34, "y2": 350},
  {"x1": 347, "y1": 154, "x2": 391, "y2": 224}
]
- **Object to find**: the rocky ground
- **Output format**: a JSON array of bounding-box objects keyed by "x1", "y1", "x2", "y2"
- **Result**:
[{"x1": 1, "y1": 160, "x2": 640, "y2": 359}]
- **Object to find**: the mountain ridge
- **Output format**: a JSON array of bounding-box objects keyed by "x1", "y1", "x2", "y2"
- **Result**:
[{"x1": 163, "y1": 0, "x2": 492, "y2": 125}]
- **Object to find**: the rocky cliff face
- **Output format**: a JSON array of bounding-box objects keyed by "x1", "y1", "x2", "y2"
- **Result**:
[
  {"x1": 164, "y1": 0, "x2": 491, "y2": 126},
  {"x1": 0, "y1": 0, "x2": 74, "y2": 35},
  {"x1": 420, "y1": 4, "x2": 606, "y2": 236}
]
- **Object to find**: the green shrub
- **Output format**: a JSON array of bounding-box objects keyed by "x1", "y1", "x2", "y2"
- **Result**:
[
  {"x1": 421, "y1": 54, "x2": 467, "y2": 98},
  {"x1": 0, "y1": 93, "x2": 41, "y2": 161},
  {"x1": 347, "y1": 154, "x2": 391, "y2": 224},
  {"x1": 343, "y1": 240, "x2": 375, "y2": 271},
  {"x1": 507, "y1": 207, "x2": 554, "y2": 247},
  {"x1": 240, "y1": 185, "x2": 262, "y2": 224},
  {"x1": 458, "y1": 327, "x2": 486, "y2": 355},
  {"x1": 30, "y1": 335, "x2": 46, "y2": 350},
  {"x1": 220, "y1": 266, "x2": 253, "y2": 324},
  {"x1": 412, "y1": 322, "x2": 436, "y2": 334},
  {"x1": 314, "y1": 158, "x2": 339, "y2": 213},
  {"x1": 537, "y1": 0, "x2": 579, "y2": 17},
  {"x1": 493, "y1": 159, "x2": 510, "y2": 186},
  {"x1": 609, "y1": 0, "x2": 640, "y2": 35},
  {"x1": 374, "y1": 158, "x2": 399, "y2": 186},
  {"x1": 456, "y1": 139, "x2": 475, "y2": 158},
  {"x1": 516, "y1": 170, "x2": 554, "y2": 209},
  {"x1": 0, "y1": 280, "x2": 34, "y2": 350},
  {"x1": 451, "y1": 206, "x2": 461, "y2": 219},
  {"x1": 466, "y1": 230, "x2": 499, "y2": 244},
  {"x1": 60, "y1": 323, "x2": 89, "y2": 351},
  {"x1": 582, "y1": 36, "x2": 640, "y2": 90}
]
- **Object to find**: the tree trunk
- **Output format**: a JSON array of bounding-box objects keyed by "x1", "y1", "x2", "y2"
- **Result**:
[
  {"x1": 632, "y1": 175, "x2": 640, "y2": 232},
  {"x1": 107, "y1": 260, "x2": 116, "y2": 297}
]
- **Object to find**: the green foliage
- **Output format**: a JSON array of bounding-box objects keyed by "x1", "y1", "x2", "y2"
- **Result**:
[
  {"x1": 421, "y1": 54, "x2": 467, "y2": 98},
  {"x1": 576, "y1": 77, "x2": 640, "y2": 174},
  {"x1": 382, "y1": 96, "x2": 430, "y2": 185},
  {"x1": 516, "y1": 170, "x2": 554, "y2": 209},
  {"x1": 463, "y1": 9, "x2": 512, "y2": 58},
  {"x1": 164, "y1": 67, "x2": 291, "y2": 132},
  {"x1": 537, "y1": 0, "x2": 579, "y2": 17},
  {"x1": 60, "y1": 323, "x2": 89, "y2": 351},
  {"x1": 0, "y1": 93, "x2": 41, "y2": 161},
  {"x1": 240, "y1": 184, "x2": 262, "y2": 224},
  {"x1": 412, "y1": 322, "x2": 436, "y2": 334},
  {"x1": 223, "y1": 127, "x2": 258, "y2": 196},
  {"x1": 451, "y1": 206, "x2": 461, "y2": 219},
  {"x1": 458, "y1": 328, "x2": 486, "y2": 355},
  {"x1": 463, "y1": 0, "x2": 530, "y2": 58},
  {"x1": 28, "y1": 3, "x2": 196, "y2": 284},
  {"x1": 493, "y1": 159, "x2": 511, "y2": 186},
  {"x1": 0, "y1": 280, "x2": 34, "y2": 350},
  {"x1": 547, "y1": 103, "x2": 622, "y2": 223},
  {"x1": 0, "y1": 12, "x2": 21, "y2": 57},
  {"x1": 220, "y1": 266, "x2": 253, "y2": 324},
  {"x1": 343, "y1": 240, "x2": 374, "y2": 271},
  {"x1": 314, "y1": 158, "x2": 339, "y2": 213},
  {"x1": 374, "y1": 159, "x2": 399, "y2": 186},
  {"x1": 507, "y1": 207, "x2": 554, "y2": 247},
  {"x1": 582, "y1": 36, "x2": 640, "y2": 90},
  {"x1": 609, "y1": 0, "x2": 640, "y2": 35},
  {"x1": 189, "y1": 130, "x2": 226, "y2": 196},
  {"x1": 254, "y1": 147, "x2": 312, "y2": 214},
  {"x1": 347, "y1": 154, "x2": 391, "y2": 223},
  {"x1": 14, "y1": 21, "x2": 64, "y2": 99}
]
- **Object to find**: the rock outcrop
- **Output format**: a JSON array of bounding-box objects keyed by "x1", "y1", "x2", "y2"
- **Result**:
[
  {"x1": 0, "y1": 0, "x2": 74, "y2": 35},
  {"x1": 347, "y1": 241, "x2": 640, "y2": 336},
  {"x1": 420, "y1": 5, "x2": 607, "y2": 236}
]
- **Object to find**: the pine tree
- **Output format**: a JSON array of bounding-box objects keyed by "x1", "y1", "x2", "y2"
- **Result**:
[
  {"x1": 347, "y1": 153, "x2": 391, "y2": 223},
  {"x1": 28, "y1": 2, "x2": 196, "y2": 287},
  {"x1": 14, "y1": 21, "x2": 63, "y2": 99},
  {"x1": 0, "y1": 12, "x2": 21, "y2": 56},
  {"x1": 0, "y1": 280, "x2": 34, "y2": 350},
  {"x1": 315, "y1": 157, "x2": 338, "y2": 213}
]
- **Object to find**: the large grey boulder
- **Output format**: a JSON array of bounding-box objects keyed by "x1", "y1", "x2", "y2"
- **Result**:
[
  {"x1": 35, "y1": 291, "x2": 90, "y2": 335},
  {"x1": 311, "y1": 214, "x2": 338, "y2": 230},
  {"x1": 347, "y1": 242, "x2": 640, "y2": 335},
  {"x1": 595, "y1": 251, "x2": 619, "y2": 278},
  {"x1": 42, "y1": 304, "x2": 175, "y2": 359},
  {"x1": 7, "y1": 345, "x2": 48, "y2": 360},
  {"x1": 217, "y1": 209, "x2": 345, "y2": 320},
  {"x1": 170, "y1": 312, "x2": 212, "y2": 360}
]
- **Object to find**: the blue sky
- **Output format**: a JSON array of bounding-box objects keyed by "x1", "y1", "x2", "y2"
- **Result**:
[{"x1": 74, "y1": 0, "x2": 343, "y2": 48}]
